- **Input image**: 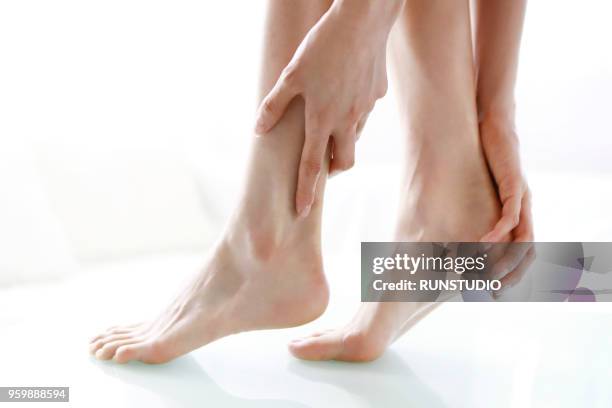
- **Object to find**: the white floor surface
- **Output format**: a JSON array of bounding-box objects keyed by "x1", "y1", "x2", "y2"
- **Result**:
[{"x1": 1, "y1": 252, "x2": 611, "y2": 408}]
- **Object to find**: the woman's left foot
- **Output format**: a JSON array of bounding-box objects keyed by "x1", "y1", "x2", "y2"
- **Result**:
[{"x1": 289, "y1": 128, "x2": 505, "y2": 362}]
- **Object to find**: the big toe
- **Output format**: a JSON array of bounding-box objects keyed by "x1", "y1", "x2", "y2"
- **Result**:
[
  {"x1": 289, "y1": 329, "x2": 388, "y2": 362},
  {"x1": 114, "y1": 343, "x2": 145, "y2": 364},
  {"x1": 288, "y1": 331, "x2": 344, "y2": 361}
]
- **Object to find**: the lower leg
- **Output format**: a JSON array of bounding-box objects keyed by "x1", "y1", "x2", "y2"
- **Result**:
[
  {"x1": 289, "y1": 0, "x2": 504, "y2": 362},
  {"x1": 89, "y1": 0, "x2": 333, "y2": 364}
]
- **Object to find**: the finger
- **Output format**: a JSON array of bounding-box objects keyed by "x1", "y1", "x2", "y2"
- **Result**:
[
  {"x1": 329, "y1": 130, "x2": 356, "y2": 177},
  {"x1": 488, "y1": 242, "x2": 533, "y2": 281},
  {"x1": 494, "y1": 245, "x2": 536, "y2": 300},
  {"x1": 355, "y1": 112, "x2": 370, "y2": 140},
  {"x1": 296, "y1": 115, "x2": 329, "y2": 218},
  {"x1": 480, "y1": 193, "x2": 522, "y2": 242},
  {"x1": 513, "y1": 190, "x2": 534, "y2": 242},
  {"x1": 255, "y1": 74, "x2": 299, "y2": 135}
]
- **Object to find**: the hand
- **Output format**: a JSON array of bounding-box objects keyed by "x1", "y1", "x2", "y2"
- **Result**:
[
  {"x1": 459, "y1": 242, "x2": 535, "y2": 301},
  {"x1": 479, "y1": 116, "x2": 534, "y2": 242},
  {"x1": 488, "y1": 242, "x2": 535, "y2": 300},
  {"x1": 255, "y1": 1, "x2": 399, "y2": 217}
]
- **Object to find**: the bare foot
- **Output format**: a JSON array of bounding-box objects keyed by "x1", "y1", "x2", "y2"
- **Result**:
[
  {"x1": 288, "y1": 191, "x2": 501, "y2": 361},
  {"x1": 89, "y1": 226, "x2": 328, "y2": 364},
  {"x1": 289, "y1": 118, "x2": 506, "y2": 362},
  {"x1": 288, "y1": 0, "x2": 514, "y2": 361},
  {"x1": 89, "y1": 96, "x2": 331, "y2": 364}
]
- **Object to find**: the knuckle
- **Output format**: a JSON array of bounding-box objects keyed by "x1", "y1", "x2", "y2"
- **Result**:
[
  {"x1": 501, "y1": 178, "x2": 519, "y2": 192},
  {"x1": 303, "y1": 158, "x2": 322, "y2": 176},
  {"x1": 307, "y1": 111, "x2": 328, "y2": 135},
  {"x1": 347, "y1": 104, "x2": 361, "y2": 124},
  {"x1": 527, "y1": 248, "x2": 536, "y2": 260},
  {"x1": 364, "y1": 98, "x2": 376, "y2": 113},
  {"x1": 282, "y1": 66, "x2": 300, "y2": 88},
  {"x1": 262, "y1": 98, "x2": 275, "y2": 114}
]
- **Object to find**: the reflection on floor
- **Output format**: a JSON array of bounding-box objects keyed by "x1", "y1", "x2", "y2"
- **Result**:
[{"x1": 0, "y1": 254, "x2": 610, "y2": 408}]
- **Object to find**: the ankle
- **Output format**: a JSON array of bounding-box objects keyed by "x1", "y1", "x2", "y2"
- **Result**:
[
  {"x1": 396, "y1": 158, "x2": 500, "y2": 242},
  {"x1": 224, "y1": 211, "x2": 322, "y2": 266},
  {"x1": 396, "y1": 188, "x2": 500, "y2": 242}
]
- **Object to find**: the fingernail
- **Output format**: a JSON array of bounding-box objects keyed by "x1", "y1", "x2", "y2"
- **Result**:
[
  {"x1": 299, "y1": 204, "x2": 312, "y2": 219},
  {"x1": 329, "y1": 170, "x2": 341, "y2": 179},
  {"x1": 255, "y1": 120, "x2": 266, "y2": 135}
]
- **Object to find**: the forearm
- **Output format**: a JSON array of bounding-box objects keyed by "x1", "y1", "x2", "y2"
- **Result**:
[{"x1": 473, "y1": 0, "x2": 527, "y2": 122}]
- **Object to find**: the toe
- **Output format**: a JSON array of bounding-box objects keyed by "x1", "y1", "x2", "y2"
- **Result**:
[
  {"x1": 114, "y1": 342, "x2": 151, "y2": 364},
  {"x1": 114, "y1": 345, "x2": 137, "y2": 364},
  {"x1": 89, "y1": 333, "x2": 134, "y2": 355},
  {"x1": 288, "y1": 329, "x2": 333, "y2": 344},
  {"x1": 288, "y1": 331, "x2": 344, "y2": 361},
  {"x1": 89, "y1": 339, "x2": 106, "y2": 354},
  {"x1": 90, "y1": 332, "x2": 109, "y2": 344},
  {"x1": 90, "y1": 324, "x2": 144, "y2": 344},
  {"x1": 289, "y1": 330, "x2": 387, "y2": 362},
  {"x1": 308, "y1": 329, "x2": 334, "y2": 338},
  {"x1": 95, "y1": 338, "x2": 142, "y2": 361},
  {"x1": 114, "y1": 339, "x2": 170, "y2": 364}
]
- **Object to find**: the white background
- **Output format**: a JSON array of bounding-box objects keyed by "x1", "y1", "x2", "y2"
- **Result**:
[
  {"x1": 1, "y1": 0, "x2": 611, "y2": 267},
  {"x1": 0, "y1": 1, "x2": 611, "y2": 407}
]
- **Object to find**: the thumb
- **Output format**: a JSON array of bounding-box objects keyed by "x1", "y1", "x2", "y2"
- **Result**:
[{"x1": 255, "y1": 77, "x2": 298, "y2": 135}]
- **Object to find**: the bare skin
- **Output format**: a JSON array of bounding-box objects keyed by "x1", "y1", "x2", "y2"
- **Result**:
[
  {"x1": 254, "y1": 0, "x2": 403, "y2": 217},
  {"x1": 472, "y1": 0, "x2": 533, "y2": 243},
  {"x1": 289, "y1": 0, "x2": 510, "y2": 362},
  {"x1": 89, "y1": 0, "x2": 528, "y2": 364},
  {"x1": 89, "y1": 1, "x2": 334, "y2": 364}
]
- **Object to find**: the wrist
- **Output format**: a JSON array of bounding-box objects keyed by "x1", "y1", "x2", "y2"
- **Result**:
[
  {"x1": 477, "y1": 97, "x2": 516, "y2": 126},
  {"x1": 476, "y1": 76, "x2": 517, "y2": 126},
  {"x1": 479, "y1": 109, "x2": 517, "y2": 137}
]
